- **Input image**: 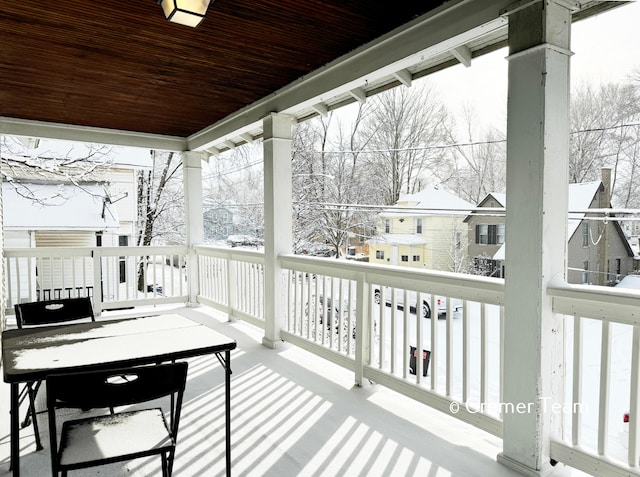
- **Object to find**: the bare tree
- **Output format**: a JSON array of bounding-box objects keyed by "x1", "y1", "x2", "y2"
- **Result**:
[
  {"x1": 1, "y1": 136, "x2": 115, "y2": 204},
  {"x1": 292, "y1": 105, "x2": 379, "y2": 256},
  {"x1": 443, "y1": 107, "x2": 506, "y2": 204},
  {"x1": 203, "y1": 142, "x2": 264, "y2": 242},
  {"x1": 358, "y1": 84, "x2": 454, "y2": 205},
  {"x1": 136, "y1": 150, "x2": 183, "y2": 291},
  {"x1": 569, "y1": 82, "x2": 639, "y2": 184}
]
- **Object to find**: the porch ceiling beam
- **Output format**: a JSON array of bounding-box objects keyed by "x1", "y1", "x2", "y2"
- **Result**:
[
  {"x1": 451, "y1": 45, "x2": 473, "y2": 67},
  {"x1": 240, "y1": 133, "x2": 255, "y2": 143},
  {"x1": 221, "y1": 140, "x2": 236, "y2": 150},
  {"x1": 0, "y1": 116, "x2": 187, "y2": 152},
  {"x1": 348, "y1": 87, "x2": 367, "y2": 103},
  {"x1": 393, "y1": 69, "x2": 413, "y2": 87},
  {"x1": 311, "y1": 103, "x2": 329, "y2": 117},
  {"x1": 187, "y1": 0, "x2": 513, "y2": 151},
  {"x1": 205, "y1": 146, "x2": 221, "y2": 157}
]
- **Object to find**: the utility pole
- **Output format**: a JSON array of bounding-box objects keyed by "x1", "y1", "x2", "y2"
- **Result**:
[{"x1": 598, "y1": 168, "x2": 611, "y2": 286}]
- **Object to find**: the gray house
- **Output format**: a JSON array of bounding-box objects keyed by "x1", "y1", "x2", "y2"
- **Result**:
[{"x1": 466, "y1": 180, "x2": 636, "y2": 284}]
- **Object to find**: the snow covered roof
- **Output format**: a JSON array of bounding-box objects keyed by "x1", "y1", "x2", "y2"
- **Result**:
[
  {"x1": 3, "y1": 182, "x2": 119, "y2": 231},
  {"x1": 381, "y1": 186, "x2": 474, "y2": 217},
  {"x1": 567, "y1": 181, "x2": 601, "y2": 239},
  {"x1": 490, "y1": 193, "x2": 506, "y2": 206},
  {"x1": 367, "y1": 234, "x2": 427, "y2": 246},
  {"x1": 615, "y1": 275, "x2": 640, "y2": 291},
  {"x1": 493, "y1": 181, "x2": 602, "y2": 261}
]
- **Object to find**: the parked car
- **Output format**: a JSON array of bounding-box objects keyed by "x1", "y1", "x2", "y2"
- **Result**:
[
  {"x1": 373, "y1": 287, "x2": 459, "y2": 319},
  {"x1": 227, "y1": 234, "x2": 259, "y2": 247},
  {"x1": 296, "y1": 244, "x2": 336, "y2": 257},
  {"x1": 318, "y1": 295, "x2": 352, "y2": 328}
]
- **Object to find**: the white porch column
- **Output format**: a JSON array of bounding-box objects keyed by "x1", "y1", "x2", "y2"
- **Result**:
[
  {"x1": 0, "y1": 157, "x2": 4, "y2": 332},
  {"x1": 262, "y1": 113, "x2": 293, "y2": 349},
  {"x1": 498, "y1": 1, "x2": 573, "y2": 475},
  {"x1": 182, "y1": 151, "x2": 206, "y2": 306}
]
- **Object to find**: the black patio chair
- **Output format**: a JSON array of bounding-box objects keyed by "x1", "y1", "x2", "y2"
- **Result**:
[
  {"x1": 13, "y1": 297, "x2": 96, "y2": 450},
  {"x1": 46, "y1": 362, "x2": 188, "y2": 477}
]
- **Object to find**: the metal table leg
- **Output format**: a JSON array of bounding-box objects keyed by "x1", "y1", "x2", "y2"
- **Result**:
[
  {"x1": 11, "y1": 383, "x2": 20, "y2": 477},
  {"x1": 225, "y1": 349, "x2": 232, "y2": 477}
]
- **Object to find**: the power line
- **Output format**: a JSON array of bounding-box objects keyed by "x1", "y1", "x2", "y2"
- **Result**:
[{"x1": 292, "y1": 122, "x2": 640, "y2": 155}]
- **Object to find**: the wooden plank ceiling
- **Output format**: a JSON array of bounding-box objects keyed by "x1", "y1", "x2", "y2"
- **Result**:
[{"x1": 0, "y1": 1, "x2": 441, "y2": 140}]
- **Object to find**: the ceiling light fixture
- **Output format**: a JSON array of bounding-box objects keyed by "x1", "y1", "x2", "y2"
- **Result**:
[{"x1": 158, "y1": 0, "x2": 213, "y2": 28}]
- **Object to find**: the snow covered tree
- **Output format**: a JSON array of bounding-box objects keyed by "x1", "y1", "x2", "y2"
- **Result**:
[{"x1": 135, "y1": 150, "x2": 183, "y2": 291}]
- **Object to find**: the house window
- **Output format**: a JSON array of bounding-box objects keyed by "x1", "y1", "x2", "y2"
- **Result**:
[
  {"x1": 582, "y1": 223, "x2": 589, "y2": 247},
  {"x1": 385, "y1": 219, "x2": 391, "y2": 233},
  {"x1": 582, "y1": 261, "x2": 589, "y2": 284},
  {"x1": 497, "y1": 224, "x2": 505, "y2": 244},
  {"x1": 401, "y1": 255, "x2": 409, "y2": 262},
  {"x1": 376, "y1": 250, "x2": 385, "y2": 260},
  {"x1": 416, "y1": 218, "x2": 423, "y2": 234},
  {"x1": 455, "y1": 232, "x2": 462, "y2": 250},
  {"x1": 476, "y1": 224, "x2": 504, "y2": 245},
  {"x1": 477, "y1": 224, "x2": 488, "y2": 244},
  {"x1": 412, "y1": 255, "x2": 420, "y2": 262},
  {"x1": 616, "y1": 258, "x2": 621, "y2": 275}
]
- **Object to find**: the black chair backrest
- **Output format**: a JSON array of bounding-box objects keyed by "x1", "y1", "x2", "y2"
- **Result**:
[
  {"x1": 14, "y1": 297, "x2": 95, "y2": 328},
  {"x1": 47, "y1": 362, "x2": 188, "y2": 411}
]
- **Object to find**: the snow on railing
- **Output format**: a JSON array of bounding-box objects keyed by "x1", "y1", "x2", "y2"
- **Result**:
[
  {"x1": 3, "y1": 246, "x2": 189, "y2": 313},
  {"x1": 548, "y1": 282, "x2": 640, "y2": 475}
]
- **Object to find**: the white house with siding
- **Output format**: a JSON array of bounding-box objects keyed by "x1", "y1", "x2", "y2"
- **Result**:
[{"x1": 2, "y1": 142, "x2": 147, "y2": 303}]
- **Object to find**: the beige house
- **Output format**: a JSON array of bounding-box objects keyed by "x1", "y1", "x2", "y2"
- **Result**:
[{"x1": 367, "y1": 187, "x2": 473, "y2": 271}]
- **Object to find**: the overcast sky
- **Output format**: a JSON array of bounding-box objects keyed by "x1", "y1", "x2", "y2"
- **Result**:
[{"x1": 426, "y1": 1, "x2": 640, "y2": 131}]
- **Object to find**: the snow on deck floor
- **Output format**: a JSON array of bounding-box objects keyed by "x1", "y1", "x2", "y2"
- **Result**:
[{"x1": 0, "y1": 305, "x2": 583, "y2": 477}]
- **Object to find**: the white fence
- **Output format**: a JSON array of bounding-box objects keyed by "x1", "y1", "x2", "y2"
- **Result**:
[
  {"x1": 196, "y1": 245, "x2": 265, "y2": 328},
  {"x1": 4, "y1": 246, "x2": 189, "y2": 313},
  {"x1": 5, "y1": 244, "x2": 640, "y2": 476},
  {"x1": 548, "y1": 282, "x2": 640, "y2": 476}
]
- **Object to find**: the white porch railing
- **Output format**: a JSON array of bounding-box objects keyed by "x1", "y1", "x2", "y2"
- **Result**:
[
  {"x1": 196, "y1": 245, "x2": 265, "y2": 328},
  {"x1": 278, "y1": 253, "x2": 505, "y2": 437},
  {"x1": 4, "y1": 246, "x2": 189, "y2": 313},
  {"x1": 548, "y1": 282, "x2": 640, "y2": 476},
  {"x1": 5, "y1": 244, "x2": 640, "y2": 476},
  {"x1": 197, "y1": 246, "x2": 506, "y2": 437}
]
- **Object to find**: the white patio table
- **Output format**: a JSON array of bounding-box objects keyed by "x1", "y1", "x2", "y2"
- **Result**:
[{"x1": 2, "y1": 313, "x2": 236, "y2": 477}]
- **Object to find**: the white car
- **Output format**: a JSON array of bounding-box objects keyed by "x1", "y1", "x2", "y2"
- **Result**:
[{"x1": 373, "y1": 287, "x2": 457, "y2": 319}]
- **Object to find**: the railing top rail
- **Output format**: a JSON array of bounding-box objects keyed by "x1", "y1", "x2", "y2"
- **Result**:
[
  {"x1": 4, "y1": 247, "x2": 94, "y2": 258},
  {"x1": 195, "y1": 245, "x2": 264, "y2": 263},
  {"x1": 93, "y1": 246, "x2": 188, "y2": 256},
  {"x1": 549, "y1": 280, "x2": 640, "y2": 325},
  {"x1": 4, "y1": 245, "x2": 189, "y2": 258},
  {"x1": 279, "y1": 253, "x2": 505, "y2": 305}
]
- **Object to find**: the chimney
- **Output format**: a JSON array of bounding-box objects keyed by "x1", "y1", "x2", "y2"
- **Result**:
[{"x1": 600, "y1": 167, "x2": 612, "y2": 208}]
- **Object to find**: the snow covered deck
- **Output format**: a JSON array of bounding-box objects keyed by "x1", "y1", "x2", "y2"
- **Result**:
[{"x1": 0, "y1": 304, "x2": 550, "y2": 477}]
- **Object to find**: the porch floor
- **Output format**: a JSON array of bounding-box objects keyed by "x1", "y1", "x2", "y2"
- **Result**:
[{"x1": 1, "y1": 305, "x2": 583, "y2": 477}]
